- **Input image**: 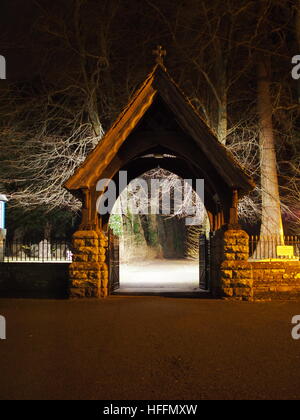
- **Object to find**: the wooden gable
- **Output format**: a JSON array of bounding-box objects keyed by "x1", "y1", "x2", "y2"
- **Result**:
[{"x1": 65, "y1": 64, "x2": 255, "y2": 194}]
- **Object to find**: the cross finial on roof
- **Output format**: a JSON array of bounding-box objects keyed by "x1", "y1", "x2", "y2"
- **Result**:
[{"x1": 153, "y1": 45, "x2": 166, "y2": 68}]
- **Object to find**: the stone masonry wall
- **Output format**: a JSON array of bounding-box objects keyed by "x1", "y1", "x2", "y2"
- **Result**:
[
  {"x1": 213, "y1": 228, "x2": 300, "y2": 301},
  {"x1": 69, "y1": 230, "x2": 108, "y2": 298},
  {"x1": 0, "y1": 262, "x2": 69, "y2": 298},
  {"x1": 252, "y1": 261, "x2": 300, "y2": 300}
]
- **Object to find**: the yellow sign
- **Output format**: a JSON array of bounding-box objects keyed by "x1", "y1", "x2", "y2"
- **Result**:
[{"x1": 277, "y1": 246, "x2": 294, "y2": 258}]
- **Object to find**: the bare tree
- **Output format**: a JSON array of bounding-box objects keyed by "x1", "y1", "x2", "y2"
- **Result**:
[
  {"x1": 0, "y1": 0, "x2": 299, "y2": 244},
  {"x1": 0, "y1": 83, "x2": 103, "y2": 209},
  {"x1": 257, "y1": 57, "x2": 284, "y2": 239},
  {"x1": 0, "y1": 0, "x2": 124, "y2": 209}
]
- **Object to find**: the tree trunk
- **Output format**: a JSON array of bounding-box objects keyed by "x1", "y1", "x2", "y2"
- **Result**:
[
  {"x1": 216, "y1": 67, "x2": 228, "y2": 145},
  {"x1": 257, "y1": 58, "x2": 284, "y2": 250},
  {"x1": 217, "y1": 93, "x2": 228, "y2": 145}
]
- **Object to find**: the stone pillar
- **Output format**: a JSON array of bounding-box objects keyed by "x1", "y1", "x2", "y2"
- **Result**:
[
  {"x1": 98, "y1": 230, "x2": 109, "y2": 297},
  {"x1": 220, "y1": 229, "x2": 253, "y2": 301},
  {"x1": 69, "y1": 230, "x2": 108, "y2": 298}
]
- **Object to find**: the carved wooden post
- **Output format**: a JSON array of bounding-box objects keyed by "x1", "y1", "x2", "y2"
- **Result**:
[{"x1": 229, "y1": 189, "x2": 239, "y2": 228}]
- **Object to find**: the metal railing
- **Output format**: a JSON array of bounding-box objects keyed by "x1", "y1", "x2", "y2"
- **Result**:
[
  {"x1": 2, "y1": 240, "x2": 73, "y2": 263},
  {"x1": 249, "y1": 235, "x2": 300, "y2": 260}
]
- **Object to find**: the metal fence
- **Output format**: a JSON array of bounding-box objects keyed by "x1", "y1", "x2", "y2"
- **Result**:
[
  {"x1": 2, "y1": 240, "x2": 73, "y2": 263},
  {"x1": 249, "y1": 235, "x2": 300, "y2": 260}
]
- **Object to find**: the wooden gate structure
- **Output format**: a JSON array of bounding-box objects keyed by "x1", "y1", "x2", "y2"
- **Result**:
[
  {"x1": 65, "y1": 51, "x2": 255, "y2": 299},
  {"x1": 199, "y1": 234, "x2": 211, "y2": 291},
  {"x1": 108, "y1": 229, "x2": 120, "y2": 293}
]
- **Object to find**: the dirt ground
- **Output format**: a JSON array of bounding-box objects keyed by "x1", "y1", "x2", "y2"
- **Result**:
[{"x1": 0, "y1": 297, "x2": 300, "y2": 400}]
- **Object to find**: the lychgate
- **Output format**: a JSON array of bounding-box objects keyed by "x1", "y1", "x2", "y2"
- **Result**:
[{"x1": 65, "y1": 59, "x2": 255, "y2": 299}]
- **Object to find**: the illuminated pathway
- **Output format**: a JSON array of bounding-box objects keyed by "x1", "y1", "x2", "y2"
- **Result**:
[{"x1": 118, "y1": 259, "x2": 204, "y2": 293}]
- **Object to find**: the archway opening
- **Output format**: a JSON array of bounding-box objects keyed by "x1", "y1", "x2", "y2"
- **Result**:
[{"x1": 108, "y1": 168, "x2": 211, "y2": 294}]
